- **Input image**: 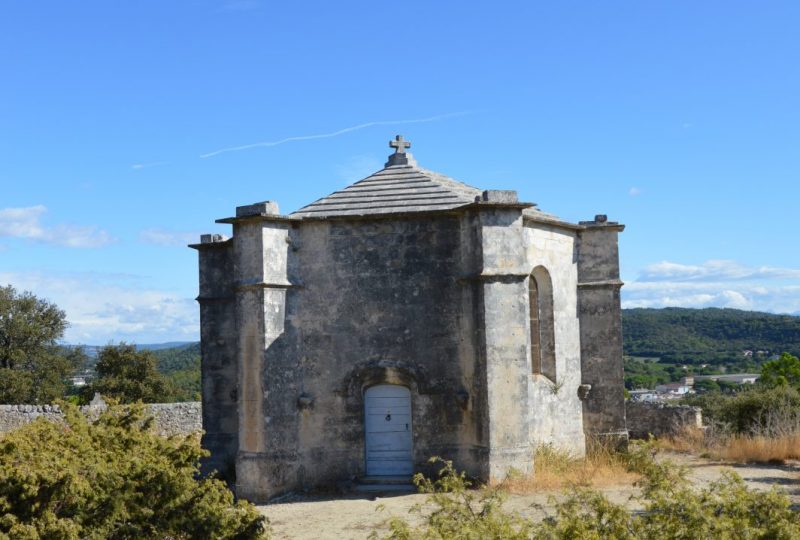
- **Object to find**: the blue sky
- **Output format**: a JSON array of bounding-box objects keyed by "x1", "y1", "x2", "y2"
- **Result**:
[{"x1": 1, "y1": 1, "x2": 798, "y2": 343}]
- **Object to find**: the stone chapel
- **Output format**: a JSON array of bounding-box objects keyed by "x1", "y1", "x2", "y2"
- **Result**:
[{"x1": 191, "y1": 136, "x2": 627, "y2": 502}]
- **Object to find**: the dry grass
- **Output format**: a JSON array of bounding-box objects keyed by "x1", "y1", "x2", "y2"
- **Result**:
[
  {"x1": 710, "y1": 433, "x2": 800, "y2": 463},
  {"x1": 656, "y1": 425, "x2": 708, "y2": 454},
  {"x1": 657, "y1": 422, "x2": 800, "y2": 464},
  {"x1": 499, "y1": 441, "x2": 639, "y2": 493}
]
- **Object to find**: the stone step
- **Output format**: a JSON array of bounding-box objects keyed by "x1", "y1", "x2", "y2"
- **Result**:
[
  {"x1": 358, "y1": 475, "x2": 414, "y2": 485},
  {"x1": 354, "y1": 483, "x2": 416, "y2": 494},
  {"x1": 354, "y1": 475, "x2": 416, "y2": 494}
]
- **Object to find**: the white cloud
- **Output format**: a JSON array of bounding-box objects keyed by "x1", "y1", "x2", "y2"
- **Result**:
[
  {"x1": 139, "y1": 228, "x2": 203, "y2": 247},
  {"x1": 0, "y1": 271, "x2": 198, "y2": 344},
  {"x1": 0, "y1": 205, "x2": 113, "y2": 248},
  {"x1": 200, "y1": 111, "x2": 472, "y2": 158},
  {"x1": 628, "y1": 187, "x2": 643, "y2": 196},
  {"x1": 623, "y1": 259, "x2": 800, "y2": 314},
  {"x1": 638, "y1": 259, "x2": 800, "y2": 282}
]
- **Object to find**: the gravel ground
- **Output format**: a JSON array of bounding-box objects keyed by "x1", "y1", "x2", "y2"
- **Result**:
[{"x1": 258, "y1": 453, "x2": 800, "y2": 540}]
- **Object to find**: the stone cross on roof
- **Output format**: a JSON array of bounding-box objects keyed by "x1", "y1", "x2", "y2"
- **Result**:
[
  {"x1": 389, "y1": 135, "x2": 411, "y2": 154},
  {"x1": 386, "y1": 135, "x2": 413, "y2": 167}
]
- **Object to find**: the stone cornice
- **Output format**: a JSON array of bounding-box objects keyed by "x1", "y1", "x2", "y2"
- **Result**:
[
  {"x1": 577, "y1": 279, "x2": 624, "y2": 288},
  {"x1": 188, "y1": 238, "x2": 233, "y2": 250},
  {"x1": 458, "y1": 273, "x2": 530, "y2": 283},
  {"x1": 234, "y1": 280, "x2": 299, "y2": 291},
  {"x1": 215, "y1": 214, "x2": 296, "y2": 225}
]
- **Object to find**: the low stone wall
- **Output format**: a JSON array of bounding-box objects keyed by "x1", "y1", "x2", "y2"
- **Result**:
[
  {"x1": 626, "y1": 401, "x2": 703, "y2": 440},
  {"x1": 0, "y1": 401, "x2": 202, "y2": 437},
  {"x1": 148, "y1": 402, "x2": 202, "y2": 436}
]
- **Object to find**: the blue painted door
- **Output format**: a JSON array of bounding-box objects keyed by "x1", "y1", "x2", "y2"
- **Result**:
[{"x1": 365, "y1": 384, "x2": 413, "y2": 476}]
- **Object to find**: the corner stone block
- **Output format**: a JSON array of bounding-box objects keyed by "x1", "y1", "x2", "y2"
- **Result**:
[
  {"x1": 481, "y1": 190, "x2": 518, "y2": 203},
  {"x1": 236, "y1": 201, "x2": 280, "y2": 217}
]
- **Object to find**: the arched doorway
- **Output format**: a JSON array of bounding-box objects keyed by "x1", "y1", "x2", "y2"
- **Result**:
[{"x1": 364, "y1": 384, "x2": 413, "y2": 476}]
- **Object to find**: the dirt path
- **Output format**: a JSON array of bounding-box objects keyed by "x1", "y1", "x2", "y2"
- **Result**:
[{"x1": 258, "y1": 454, "x2": 800, "y2": 540}]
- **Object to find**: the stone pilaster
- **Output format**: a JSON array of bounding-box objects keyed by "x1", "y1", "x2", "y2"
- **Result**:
[
  {"x1": 471, "y1": 192, "x2": 534, "y2": 481},
  {"x1": 229, "y1": 202, "x2": 292, "y2": 501},
  {"x1": 577, "y1": 216, "x2": 628, "y2": 447},
  {"x1": 191, "y1": 234, "x2": 238, "y2": 476}
]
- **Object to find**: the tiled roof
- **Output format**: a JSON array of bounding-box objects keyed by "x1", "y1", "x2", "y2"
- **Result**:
[{"x1": 290, "y1": 158, "x2": 482, "y2": 218}]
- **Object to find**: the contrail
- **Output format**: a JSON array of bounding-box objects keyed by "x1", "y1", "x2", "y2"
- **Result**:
[
  {"x1": 131, "y1": 161, "x2": 167, "y2": 170},
  {"x1": 199, "y1": 111, "x2": 471, "y2": 159}
]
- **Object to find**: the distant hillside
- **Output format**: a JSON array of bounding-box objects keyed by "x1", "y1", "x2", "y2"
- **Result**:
[
  {"x1": 622, "y1": 307, "x2": 800, "y2": 366},
  {"x1": 138, "y1": 341, "x2": 195, "y2": 352},
  {"x1": 152, "y1": 342, "x2": 200, "y2": 374},
  {"x1": 151, "y1": 342, "x2": 201, "y2": 401}
]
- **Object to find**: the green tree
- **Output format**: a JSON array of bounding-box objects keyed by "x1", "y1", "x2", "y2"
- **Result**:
[
  {"x1": 0, "y1": 285, "x2": 84, "y2": 403},
  {"x1": 152, "y1": 343, "x2": 201, "y2": 402},
  {"x1": 693, "y1": 379, "x2": 720, "y2": 393},
  {"x1": 0, "y1": 402, "x2": 269, "y2": 539},
  {"x1": 82, "y1": 343, "x2": 175, "y2": 403},
  {"x1": 760, "y1": 352, "x2": 800, "y2": 388}
]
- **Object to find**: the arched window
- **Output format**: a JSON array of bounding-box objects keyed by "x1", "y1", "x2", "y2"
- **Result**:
[{"x1": 529, "y1": 266, "x2": 556, "y2": 381}]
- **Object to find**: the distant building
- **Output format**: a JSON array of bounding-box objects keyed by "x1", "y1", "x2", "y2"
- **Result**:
[
  {"x1": 695, "y1": 373, "x2": 760, "y2": 385},
  {"x1": 628, "y1": 389, "x2": 659, "y2": 402},
  {"x1": 655, "y1": 383, "x2": 692, "y2": 397}
]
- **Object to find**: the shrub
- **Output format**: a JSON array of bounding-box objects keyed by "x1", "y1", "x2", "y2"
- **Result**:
[
  {"x1": 685, "y1": 385, "x2": 800, "y2": 434},
  {"x1": 0, "y1": 402, "x2": 269, "y2": 539},
  {"x1": 375, "y1": 446, "x2": 800, "y2": 539},
  {"x1": 377, "y1": 457, "x2": 535, "y2": 540}
]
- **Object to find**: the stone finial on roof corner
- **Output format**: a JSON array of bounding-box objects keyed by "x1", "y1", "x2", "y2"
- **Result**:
[{"x1": 236, "y1": 201, "x2": 280, "y2": 217}]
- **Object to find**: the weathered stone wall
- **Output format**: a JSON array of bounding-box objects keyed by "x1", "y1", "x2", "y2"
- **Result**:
[
  {"x1": 626, "y1": 402, "x2": 703, "y2": 439},
  {"x1": 0, "y1": 402, "x2": 202, "y2": 437},
  {"x1": 523, "y1": 220, "x2": 586, "y2": 455},
  {"x1": 249, "y1": 215, "x2": 484, "y2": 498}
]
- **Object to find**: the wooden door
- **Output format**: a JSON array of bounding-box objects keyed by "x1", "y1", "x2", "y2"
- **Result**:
[{"x1": 364, "y1": 384, "x2": 413, "y2": 476}]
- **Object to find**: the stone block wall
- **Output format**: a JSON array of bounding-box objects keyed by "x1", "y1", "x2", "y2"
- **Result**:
[
  {"x1": 626, "y1": 401, "x2": 703, "y2": 439},
  {"x1": 0, "y1": 402, "x2": 202, "y2": 437},
  {"x1": 147, "y1": 402, "x2": 203, "y2": 436}
]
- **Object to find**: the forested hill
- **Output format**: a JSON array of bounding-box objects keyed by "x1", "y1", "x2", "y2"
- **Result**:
[
  {"x1": 152, "y1": 342, "x2": 200, "y2": 374},
  {"x1": 622, "y1": 307, "x2": 800, "y2": 365}
]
